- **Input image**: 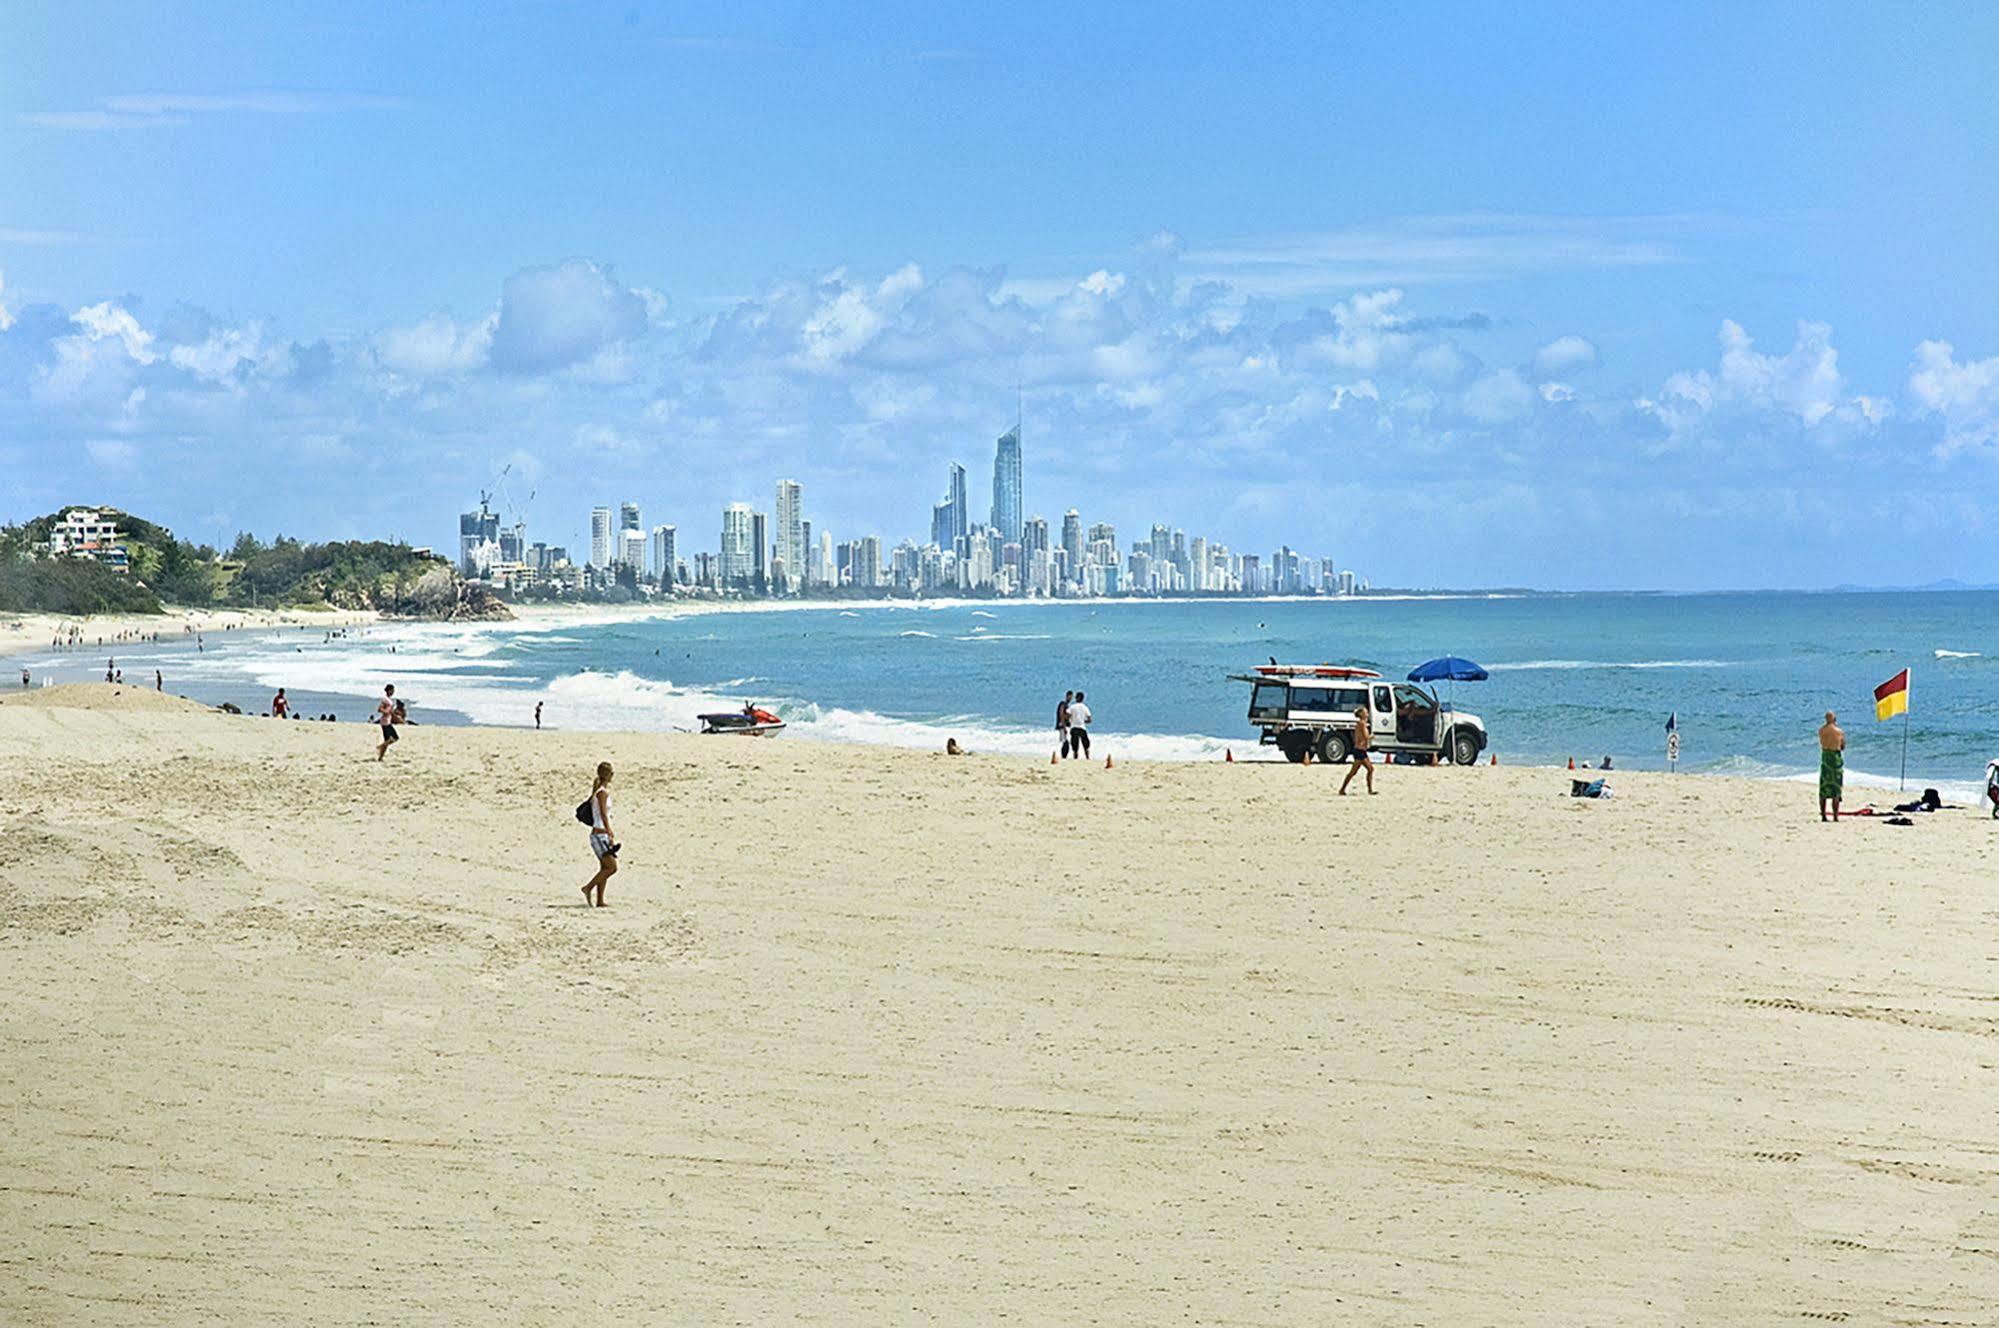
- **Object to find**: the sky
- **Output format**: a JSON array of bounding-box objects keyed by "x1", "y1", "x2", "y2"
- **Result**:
[{"x1": 3, "y1": 1, "x2": 1998, "y2": 589}]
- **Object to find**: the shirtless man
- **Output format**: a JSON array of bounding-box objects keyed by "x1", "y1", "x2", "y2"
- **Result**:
[
  {"x1": 1818, "y1": 710, "x2": 1845, "y2": 822},
  {"x1": 375, "y1": 684, "x2": 400, "y2": 761},
  {"x1": 1339, "y1": 703, "x2": 1376, "y2": 795}
]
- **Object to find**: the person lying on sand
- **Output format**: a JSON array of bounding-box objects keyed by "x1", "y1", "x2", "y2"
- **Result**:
[{"x1": 582, "y1": 762, "x2": 619, "y2": 907}]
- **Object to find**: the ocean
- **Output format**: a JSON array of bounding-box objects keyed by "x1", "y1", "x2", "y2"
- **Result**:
[{"x1": 20, "y1": 592, "x2": 1999, "y2": 797}]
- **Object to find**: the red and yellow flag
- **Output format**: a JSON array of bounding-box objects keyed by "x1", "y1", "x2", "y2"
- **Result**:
[{"x1": 1873, "y1": 668, "x2": 1910, "y2": 722}]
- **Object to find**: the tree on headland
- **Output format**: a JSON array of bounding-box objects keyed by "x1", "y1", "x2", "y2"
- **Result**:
[{"x1": 0, "y1": 506, "x2": 506, "y2": 620}]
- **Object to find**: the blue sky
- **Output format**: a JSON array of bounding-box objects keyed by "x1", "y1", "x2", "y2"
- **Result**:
[{"x1": 4, "y1": 1, "x2": 1997, "y2": 588}]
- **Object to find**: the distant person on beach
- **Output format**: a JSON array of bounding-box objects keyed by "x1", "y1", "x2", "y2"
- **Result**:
[
  {"x1": 1056, "y1": 690, "x2": 1073, "y2": 758},
  {"x1": 1340, "y1": 704, "x2": 1377, "y2": 795},
  {"x1": 946, "y1": 737, "x2": 968, "y2": 756},
  {"x1": 1818, "y1": 710, "x2": 1845, "y2": 822},
  {"x1": 20, "y1": 668, "x2": 28, "y2": 687},
  {"x1": 375, "y1": 685, "x2": 400, "y2": 761},
  {"x1": 154, "y1": 670, "x2": 162, "y2": 691},
  {"x1": 583, "y1": 762, "x2": 618, "y2": 907},
  {"x1": 535, "y1": 701, "x2": 543, "y2": 730},
  {"x1": 1067, "y1": 691, "x2": 1092, "y2": 759},
  {"x1": 272, "y1": 688, "x2": 289, "y2": 719}
]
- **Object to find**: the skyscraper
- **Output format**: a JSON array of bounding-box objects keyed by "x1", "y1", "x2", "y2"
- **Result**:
[
  {"x1": 589, "y1": 506, "x2": 613, "y2": 570},
  {"x1": 619, "y1": 501, "x2": 641, "y2": 535},
  {"x1": 774, "y1": 479, "x2": 803, "y2": 591},
  {"x1": 651, "y1": 525, "x2": 677, "y2": 586},
  {"x1": 1061, "y1": 509, "x2": 1084, "y2": 583},
  {"x1": 751, "y1": 510, "x2": 769, "y2": 586},
  {"x1": 947, "y1": 463, "x2": 967, "y2": 546},
  {"x1": 1022, "y1": 514, "x2": 1049, "y2": 561},
  {"x1": 459, "y1": 503, "x2": 499, "y2": 575},
  {"x1": 720, "y1": 503, "x2": 755, "y2": 585},
  {"x1": 620, "y1": 528, "x2": 647, "y2": 573},
  {"x1": 990, "y1": 425, "x2": 1022, "y2": 545}
]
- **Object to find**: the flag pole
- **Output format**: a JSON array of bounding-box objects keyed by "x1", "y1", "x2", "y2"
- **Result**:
[{"x1": 1900, "y1": 668, "x2": 1910, "y2": 792}]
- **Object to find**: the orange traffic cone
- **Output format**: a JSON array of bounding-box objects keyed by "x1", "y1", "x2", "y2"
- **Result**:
[
  {"x1": 1104, "y1": 754, "x2": 1113, "y2": 769},
  {"x1": 1568, "y1": 756, "x2": 1575, "y2": 770},
  {"x1": 1489, "y1": 753, "x2": 1497, "y2": 766},
  {"x1": 1225, "y1": 747, "x2": 1234, "y2": 762}
]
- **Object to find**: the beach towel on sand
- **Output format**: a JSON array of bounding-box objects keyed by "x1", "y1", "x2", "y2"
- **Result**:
[{"x1": 1819, "y1": 748, "x2": 1844, "y2": 800}]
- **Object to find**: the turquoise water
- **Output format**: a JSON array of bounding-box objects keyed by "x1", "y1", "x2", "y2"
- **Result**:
[{"x1": 19, "y1": 592, "x2": 1998, "y2": 792}]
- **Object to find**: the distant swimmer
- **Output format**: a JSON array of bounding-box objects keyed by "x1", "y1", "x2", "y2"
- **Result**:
[
  {"x1": 374, "y1": 684, "x2": 400, "y2": 761},
  {"x1": 1818, "y1": 710, "x2": 1845, "y2": 822},
  {"x1": 1339, "y1": 703, "x2": 1376, "y2": 796},
  {"x1": 581, "y1": 762, "x2": 618, "y2": 907},
  {"x1": 271, "y1": 688, "x2": 289, "y2": 719}
]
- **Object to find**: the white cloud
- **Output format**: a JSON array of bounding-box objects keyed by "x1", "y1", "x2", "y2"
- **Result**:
[
  {"x1": 1299, "y1": 289, "x2": 1415, "y2": 373},
  {"x1": 1909, "y1": 339, "x2": 1999, "y2": 457},
  {"x1": 168, "y1": 322, "x2": 270, "y2": 382},
  {"x1": 1645, "y1": 319, "x2": 1879, "y2": 438},
  {"x1": 374, "y1": 312, "x2": 495, "y2": 378},
  {"x1": 1533, "y1": 335, "x2": 1597, "y2": 378},
  {"x1": 1412, "y1": 343, "x2": 1473, "y2": 384},
  {"x1": 71, "y1": 302, "x2": 159, "y2": 363},
  {"x1": 19, "y1": 91, "x2": 405, "y2": 131},
  {"x1": 491, "y1": 260, "x2": 651, "y2": 374},
  {"x1": 1462, "y1": 368, "x2": 1534, "y2": 424},
  {"x1": 1185, "y1": 213, "x2": 1683, "y2": 295},
  {"x1": 35, "y1": 302, "x2": 160, "y2": 401}
]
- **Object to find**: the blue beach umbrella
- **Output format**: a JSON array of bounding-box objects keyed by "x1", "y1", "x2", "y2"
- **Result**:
[
  {"x1": 1407, "y1": 656, "x2": 1488, "y2": 711},
  {"x1": 1407, "y1": 656, "x2": 1489, "y2": 683}
]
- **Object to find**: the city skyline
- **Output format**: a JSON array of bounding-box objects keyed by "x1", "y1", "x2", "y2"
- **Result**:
[
  {"x1": 5, "y1": 5, "x2": 1998, "y2": 588},
  {"x1": 464, "y1": 413, "x2": 1364, "y2": 598}
]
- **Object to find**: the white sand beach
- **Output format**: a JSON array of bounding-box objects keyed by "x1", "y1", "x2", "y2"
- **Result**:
[
  {"x1": 0, "y1": 606, "x2": 381, "y2": 657},
  {"x1": 1, "y1": 685, "x2": 1993, "y2": 1324}
]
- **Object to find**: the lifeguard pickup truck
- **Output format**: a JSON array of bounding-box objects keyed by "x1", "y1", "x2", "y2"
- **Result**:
[{"x1": 1232, "y1": 664, "x2": 1490, "y2": 765}]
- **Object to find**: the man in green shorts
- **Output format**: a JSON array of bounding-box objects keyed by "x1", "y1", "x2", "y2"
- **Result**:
[{"x1": 1817, "y1": 709, "x2": 1845, "y2": 822}]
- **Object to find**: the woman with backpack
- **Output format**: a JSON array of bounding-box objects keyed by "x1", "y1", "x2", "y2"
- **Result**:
[{"x1": 578, "y1": 762, "x2": 618, "y2": 907}]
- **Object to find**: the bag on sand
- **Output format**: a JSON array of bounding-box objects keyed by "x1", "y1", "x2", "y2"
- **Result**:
[{"x1": 575, "y1": 797, "x2": 594, "y2": 826}]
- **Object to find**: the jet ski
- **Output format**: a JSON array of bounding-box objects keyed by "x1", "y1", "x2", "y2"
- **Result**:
[{"x1": 698, "y1": 704, "x2": 786, "y2": 736}]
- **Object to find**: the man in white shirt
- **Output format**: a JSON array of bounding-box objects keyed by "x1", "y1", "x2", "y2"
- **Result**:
[{"x1": 1067, "y1": 691, "x2": 1092, "y2": 759}]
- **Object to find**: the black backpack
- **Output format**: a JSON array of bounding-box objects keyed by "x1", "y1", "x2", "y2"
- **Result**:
[{"x1": 575, "y1": 795, "x2": 595, "y2": 825}]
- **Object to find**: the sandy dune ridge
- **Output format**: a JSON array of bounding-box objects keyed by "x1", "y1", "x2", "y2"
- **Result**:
[{"x1": 1, "y1": 688, "x2": 1994, "y2": 1324}]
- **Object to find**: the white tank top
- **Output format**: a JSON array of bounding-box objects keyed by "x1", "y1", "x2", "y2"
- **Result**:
[{"x1": 591, "y1": 788, "x2": 610, "y2": 830}]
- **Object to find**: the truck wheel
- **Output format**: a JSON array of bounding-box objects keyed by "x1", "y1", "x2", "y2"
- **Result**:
[
  {"x1": 1450, "y1": 730, "x2": 1479, "y2": 766},
  {"x1": 1317, "y1": 729, "x2": 1350, "y2": 764},
  {"x1": 1277, "y1": 730, "x2": 1312, "y2": 763}
]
